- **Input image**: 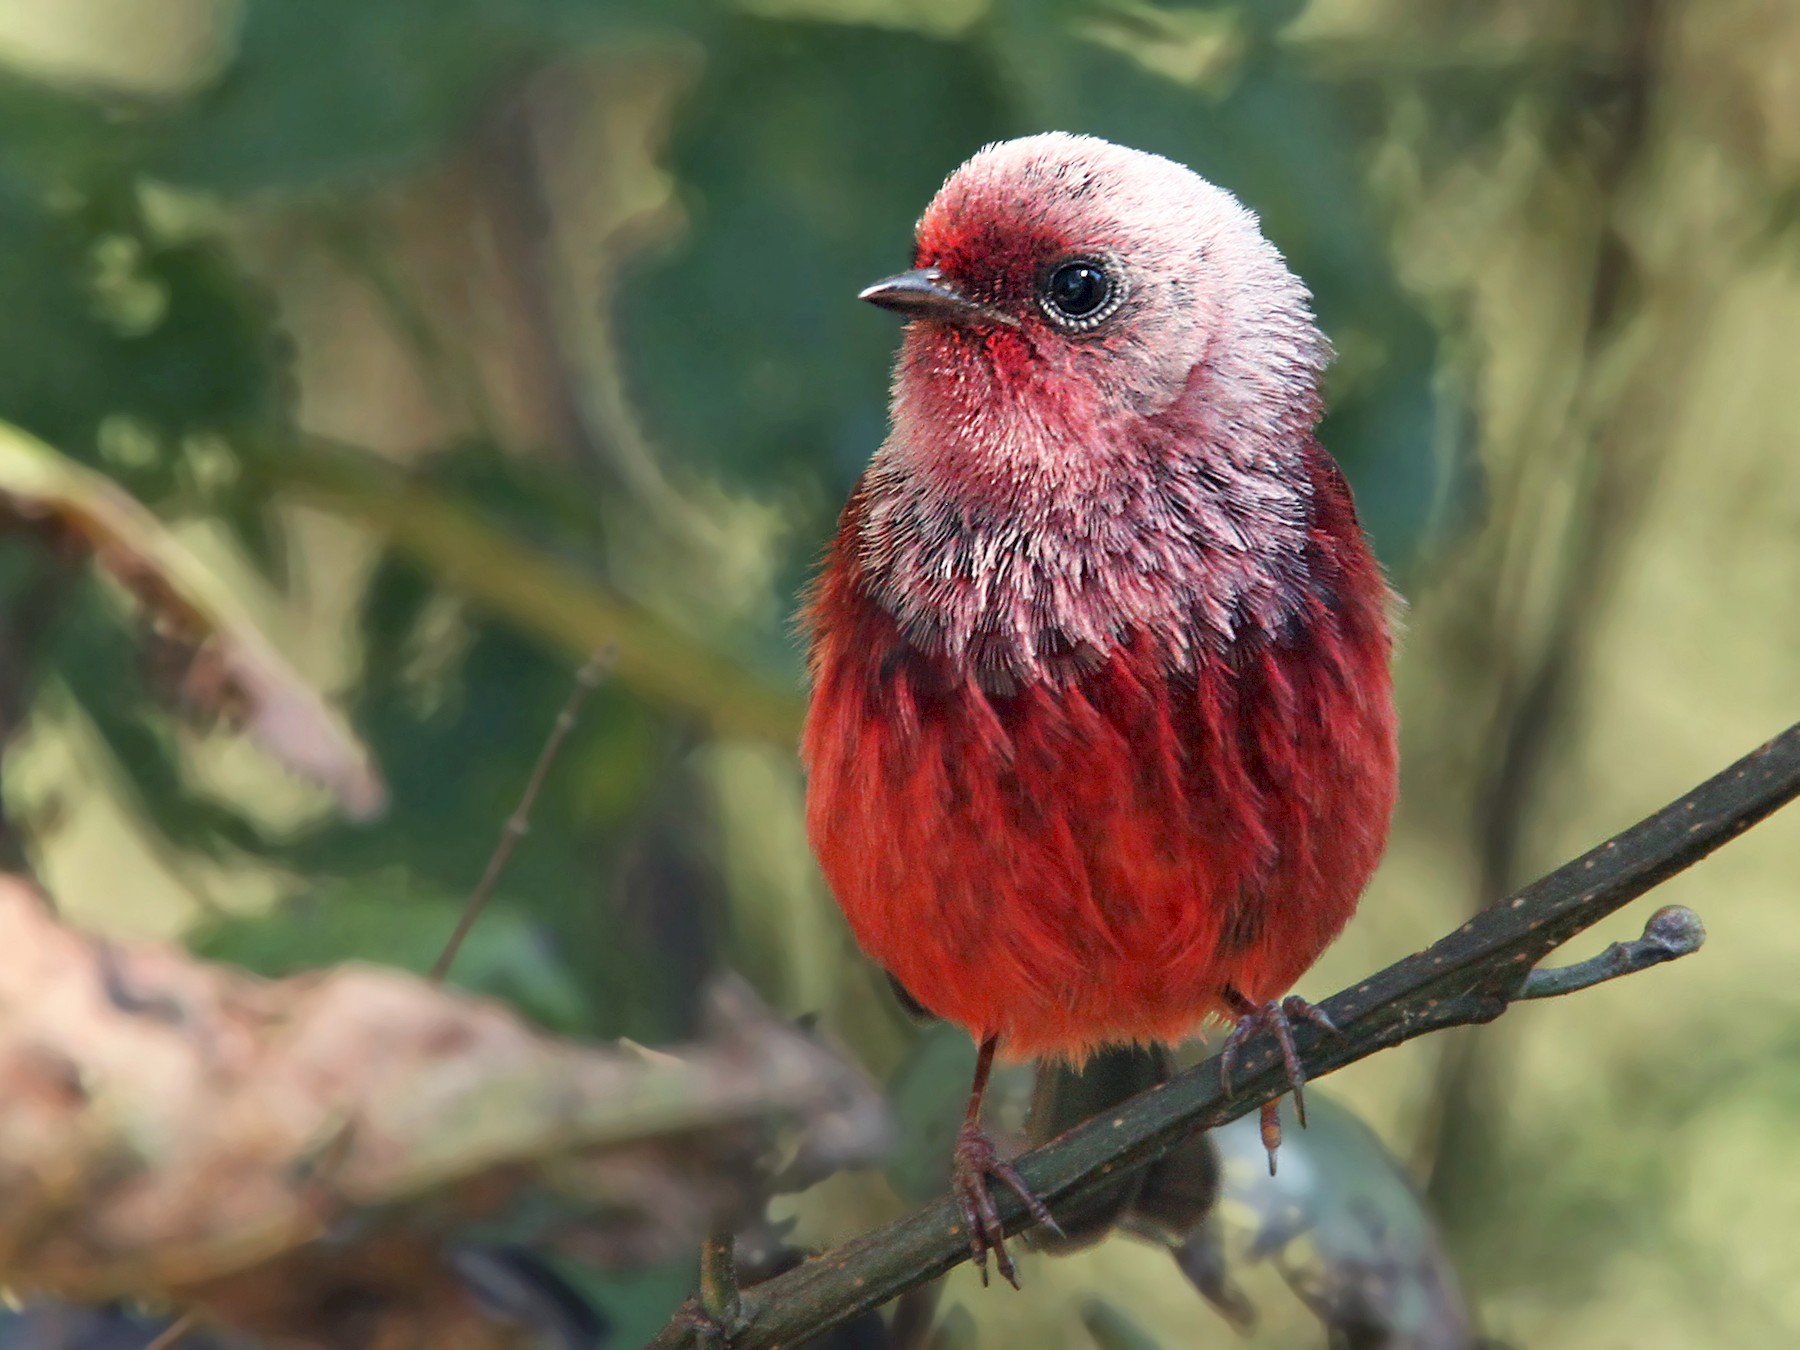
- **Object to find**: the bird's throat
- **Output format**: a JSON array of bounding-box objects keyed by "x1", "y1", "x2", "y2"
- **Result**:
[{"x1": 852, "y1": 424, "x2": 1319, "y2": 693}]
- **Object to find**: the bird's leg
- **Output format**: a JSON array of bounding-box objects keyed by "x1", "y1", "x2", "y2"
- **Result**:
[
  {"x1": 951, "y1": 1034, "x2": 1060, "y2": 1289},
  {"x1": 1217, "y1": 988, "x2": 1341, "y2": 1174}
]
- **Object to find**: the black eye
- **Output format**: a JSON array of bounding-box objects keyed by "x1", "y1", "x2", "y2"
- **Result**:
[{"x1": 1040, "y1": 259, "x2": 1119, "y2": 328}]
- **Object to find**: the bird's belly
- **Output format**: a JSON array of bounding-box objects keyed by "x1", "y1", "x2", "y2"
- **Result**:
[{"x1": 804, "y1": 621, "x2": 1398, "y2": 1062}]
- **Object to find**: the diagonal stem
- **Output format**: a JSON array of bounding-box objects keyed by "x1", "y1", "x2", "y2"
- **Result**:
[{"x1": 431, "y1": 647, "x2": 613, "y2": 982}]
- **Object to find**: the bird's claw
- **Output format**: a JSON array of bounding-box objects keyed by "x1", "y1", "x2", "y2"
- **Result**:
[
  {"x1": 1218, "y1": 992, "x2": 1340, "y2": 1173},
  {"x1": 951, "y1": 1122, "x2": 1060, "y2": 1289}
]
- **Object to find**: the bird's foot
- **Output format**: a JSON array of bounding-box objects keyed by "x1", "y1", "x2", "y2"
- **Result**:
[
  {"x1": 1218, "y1": 992, "x2": 1340, "y2": 1174},
  {"x1": 951, "y1": 1122, "x2": 1059, "y2": 1289}
]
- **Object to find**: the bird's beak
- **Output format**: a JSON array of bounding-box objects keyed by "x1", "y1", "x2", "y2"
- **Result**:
[{"x1": 858, "y1": 268, "x2": 1017, "y2": 327}]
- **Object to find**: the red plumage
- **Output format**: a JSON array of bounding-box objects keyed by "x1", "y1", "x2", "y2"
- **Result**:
[
  {"x1": 800, "y1": 132, "x2": 1399, "y2": 1277},
  {"x1": 805, "y1": 441, "x2": 1394, "y2": 1060}
]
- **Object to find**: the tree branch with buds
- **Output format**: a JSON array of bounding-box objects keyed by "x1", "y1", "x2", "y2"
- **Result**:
[{"x1": 651, "y1": 722, "x2": 1800, "y2": 1349}]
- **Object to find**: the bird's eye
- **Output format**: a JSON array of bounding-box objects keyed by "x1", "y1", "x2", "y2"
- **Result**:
[{"x1": 1039, "y1": 259, "x2": 1121, "y2": 330}]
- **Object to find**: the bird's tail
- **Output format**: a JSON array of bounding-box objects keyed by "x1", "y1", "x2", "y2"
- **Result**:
[{"x1": 1023, "y1": 1046, "x2": 1220, "y2": 1253}]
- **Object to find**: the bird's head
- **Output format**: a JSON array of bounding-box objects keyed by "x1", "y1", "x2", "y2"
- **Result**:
[{"x1": 863, "y1": 133, "x2": 1329, "y2": 491}]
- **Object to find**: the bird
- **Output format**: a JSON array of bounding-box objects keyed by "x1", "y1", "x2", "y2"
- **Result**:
[{"x1": 801, "y1": 132, "x2": 1399, "y2": 1287}]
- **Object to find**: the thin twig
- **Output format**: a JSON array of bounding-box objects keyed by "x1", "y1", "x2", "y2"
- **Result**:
[
  {"x1": 647, "y1": 722, "x2": 1800, "y2": 1349},
  {"x1": 698, "y1": 1221, "x2": 744, "y2": 1339},
  {"x1": 431, "y1": 647, "x2": 614, "y2": 982},
  {"x1": 143, "y1": 1312, "x2": 196, "y2": 1350},
  {"x1": 1518, "y1": 903, "x2": 1704, "y2": 999}
]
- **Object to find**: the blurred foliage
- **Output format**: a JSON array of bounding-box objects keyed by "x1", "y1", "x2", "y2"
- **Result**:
[
  {"x1": 190, "y1": 877, "x2": 595, "y2": 1035},
  {"x1": 152, "y1": 0, "x2": 704, "y2": 192},
  {"x1": 1196, "y1": 1095, "x2": 1473, "y2": 1347},
  {"x1": 0, "y1": 0, "x2": 1796, "y2": 1346},
  {"x1": 0, "y1": 877, "x2": 887, "y2": 1348}
]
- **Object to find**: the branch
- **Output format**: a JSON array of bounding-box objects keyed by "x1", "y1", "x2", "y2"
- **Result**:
[{"x1": 650, "y1": 722, "x2": 1800, "y2": 1348}]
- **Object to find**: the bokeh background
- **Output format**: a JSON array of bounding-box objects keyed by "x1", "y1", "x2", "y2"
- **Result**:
[{"x1": 1, "y1": 0, "x2": 1797, "y2": 1346}]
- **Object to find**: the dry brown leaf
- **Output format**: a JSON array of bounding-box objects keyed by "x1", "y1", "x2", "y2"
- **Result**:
[
  {"x1": 0, "y1": 877, "x2": 889, "y2": 1347},
  {"x1": 0, "y1": 421, "x2": 385, "y2": 820}
]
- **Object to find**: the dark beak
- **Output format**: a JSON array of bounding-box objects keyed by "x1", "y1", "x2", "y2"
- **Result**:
[{"x1": 858, "y1": 268, "x2": 1017, "y2": 327}]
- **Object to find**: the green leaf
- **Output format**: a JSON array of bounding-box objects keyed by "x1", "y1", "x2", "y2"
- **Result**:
[
  {"x1": 0, "y1": 71, "x2": 139, "y2": 190},
  {"x1": 155, "y1": 0, "x2": 701, "y2": 193}
]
